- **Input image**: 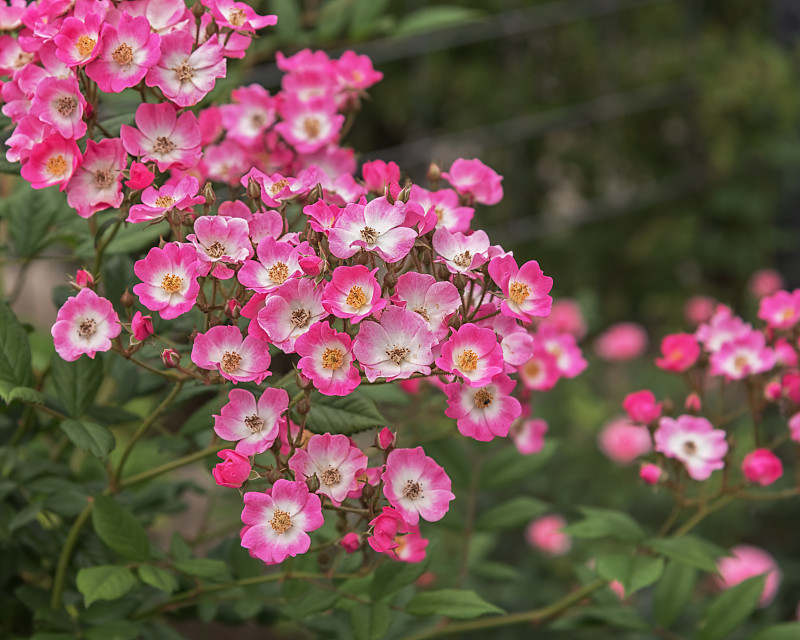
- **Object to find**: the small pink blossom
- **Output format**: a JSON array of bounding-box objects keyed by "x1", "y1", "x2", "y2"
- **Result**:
[
  {"x1": 696, "y1": 306, "x2": 752, "y2": 353},
  {"x1": 684, "y1": 295, "x2": 716, "y2": 327},
  {"x1": 341, "y1": 532, "x2": 360, "y2": 553},
  {"x1": 241, "y1": 479, "x2": 325, "y2": 564},
  {"x1": 715, "y1": 545, "x2": 782, "y2": 607},
  {"x1": 121, "y1": 102, "x2": 201, "y2": 171},
  {"x1": 191, "y1": 325, "x2": 271, "y2": 384},
  {"x1": 66, "y1": 138, "x2": 126, "y2": 218},
  {"x1": 237, "y1": 237, "x2": 302, "y2": 293},
  {"x1": 126, "y1": 161, "x2": 155, "y2": 190},
  {"x1": 511, "y1": 418, "x2": 548, "y2": 455},
  {"x1": 489, "y1": 255, "x2": 553, "y2": 322},
  {"x1": 655, "y1": 333, "x2": 700, "y2": 372},
  {"x1": 654, "y1": 415, "x2": 728, "y2": 481},
  {"x1": 789, "y1": 413, "x2": 800, "y2": 442},
  {"x1": 257, "y1": 279, "x2": 327, "y2": 353},
  {"x1": 709, "y1": 330, "x2": 775, "y2": 380},
  {"x1": 368, "y1": 507, "x2": 408, "y2": 554},
  {"x1": 383, "y1": 447, "x2": 455, "y2": 525},
  {"x1": 128, "y1": 175, "x2": 205, "y2": 223},
  {"x1": 623, "y1": 390, "x2": 662, "y2": 424},
  {"x1": 162, "y1": 348, "x2": 181, "y2": 368},
  {"x1": 742, "y1": 449, "x2": 783, "y2": 487},
  {"x1": 74, "y1": 270, "x2": 94, "y2": 288},
  {"x1": 51, "y1": 288, "x2": 121, "y2": 361},
  {"x1": 323, "y1": 265, "x2": 386, "y2": 324},
  {"x1": 214, "y1": 387, "x2": 288, "y2": 456},
  {"x1": 203, "y1": 0, "x2": 277, "y2": 32},
  {"x1": 594, "y1": 322, "x2": 648, "y2": 361},
  {"x1": 335, "y1": 50, "x2": 383, "y2": 95},
  {"x1": 133, "y1": 243, "x2": 202, "y2": 319},
  {"x1": 758, "y1": 289, "x2": 800, "y2": 330},
  {"x1": 295, "y1": 321, "x2": 361, "y2": 396},
  {"x1": 275, "y1": 95, "x2": 344, "y2": 153},
  {"x1": 289, "y1": 433, "x2": 368, "y2": 505},
  {"x1": 30, "y1": 76, "x2": 87, "y2": 139},
  {"x1": 212, "y1": 449, "x2": 251, "y2": 488},
  {"x1": 409, "y1": 186, "x2": 474, "y2": 233},
  {"x1": 187, "y1": 215, "x2": 252, "y2": 278},
  {"x1": 362, "y1": 160, "x2": 400, "y2": 193},
  {"x1": 131, "y1": 311, "x2": 153, "y2": 342},
  {"x1": 774, "y1": 338, "x2": 797, "y2": 367},
  {"x1": 442, "y1": 158, "x2": 503, "y2": 206},
  {"x1": 543, "y1": 298, "x2": 587, "y2": 340},
  {"x1": 685, "y1": 392, "x2": 702, "y2": 412},
  {"x1": 432, "y1": 227, "x2": 490, "y2": 275},
  {"x1": 217, "y1": 84, "x2": 275, "y2": 143},
  {"x1": 640, "y1": 463, "x2": 663, "y2": 485},
  {"x1": 21, "y1": 134, "x2": 81, "y2": 190},
  {"x1": 391, "y1": 272, "x2": 460, "y2": 340},
  {"x1": 436, "y1": 323, "x2": 504, "y2": 387},
  {"x1": 444, "y1": 373, "x2": 521, "y2": 441},
  {"x1": 394, "y1": 527, "x2": 429, "y2": 563},
  {"x1": 526, "y1": 514, "x2": 571, "y2": 556},
  {"x1": 598, "y1": 418, "x2": 652, "y2": 465},
  {"x1": 749, "y1": 269, "x2": 784, "y2": 299},
  {"x1": 54, "y1": 13, "x2": 103, "y2": 66},
  {"x1": 377, "y1": 427, "x2": 396, "y2": 451},
  {"x1": 535, "y1": 323, "x2": 587, "y2": 378},
  {"x1": 518, "y1": 344, "x2": 561, "y2": 391}
]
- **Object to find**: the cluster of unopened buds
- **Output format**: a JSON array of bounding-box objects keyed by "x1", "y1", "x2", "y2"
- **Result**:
[{"x1": 3, "y1": 0, "x2": 590, "y2": 566}]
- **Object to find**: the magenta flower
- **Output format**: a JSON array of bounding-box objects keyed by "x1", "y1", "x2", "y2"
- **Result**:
[
  {"x1": 742, "y1": 449, "x2": 783, "y2": 487},
  {"x1": 146, "y1": 31, "x2": 226, "y2": 107},
  {"x1": 30, "y1": 76, "x2": 87, "y2": 139},
  {"x1": 323, "y1": 265, "x2": 386, "y2": 324},
  {"x1": 409, "y1": 186, "x2": 474, "y2": 233},
  {"x1": 749, "y1": 269, "x2": 784, "y2": 299},
  {"x1": 361, "y1": 160, "x2": 400, "y2": 193},
  {"x1": 131, "y1": 311, "x2": 153, "y2": 342},
  {"x1": 432, "y1": 227, "x2": 490, "y2": 276},
  {"x1": 654, "y1": 415, "x2": 728, "y2": 481},
  {"x1": 442, "y1": 158, "x2": 503, "y2": 206},
  {"x1": 295, "y1": 322, "x2": 361, "y2": 396},
  {"x1": 341, "y1": 532, "x2": 360, "y2": 553},
  {"x1": 54, "y1": 13, "x2": 103, "y2": 67},
  {"x1": 715, "y1": 545, "x2": 782, "y2": 608},
  {"x1": 655, "y1": 333, "x2": 701, "y2": 372},
  {"x1": 256, "y1": 279, "x2": 326, "y2": 353},
  {"x1": 545, "y1": 298, "x2": 588, "y2": 339},
  {"x1": 335, "y1": 50, "x2": 384, "y2": 94},
  {"x1": 368, "y1": 507, "x2": 408, "y2": 554},
  {"x1": 203, "y1": 0, "x2": 278, "y2": 32},
  {"x1": 622, "y1": 390, "x2": 662, "y2": 424},
  {"x1": 535, "y1": 323, "x2": 587, "y2": 378},
  {"x1": 86, "y1": 13, "x2": 161, "y2": 93},
  {"x1": 489, "y1": 255, "x2": 553, "y2": 322},
  {"x1": 436, "y1": 323, "x2": 504, "y2": 387},
  {"x1": 640, "y1": 463, "x2": 663, "y2": 485},
  {"x1": 133, "y1": 243, "x2": 202, "y2": 319},
  {"x1": 383, "y1": 447, "x2": 455, "y2": 525},
  {"x1": 275, "y1": 95, "x2": 344, "y2": 154},
  {"x1": 709, "y1": 330, "x2": 775, "y2": 380},
  {"x1": 243, "y1": 166, "x2": 318, "y2": 208},
  {"x1": 186, "y1": 215, "x2": 252, "y2": 279},
  {"x1": 214, "y1": 387, "x2": 288, "y2": 456},
  {"x1": 353, "y1": 306, "x2": 437, "y2": 383},
  {"x1": 598, "y1": 418, "x2": 652, "y2": 465},
  {"x1": 758, "y1": 289, "x2": 800, "y2": 330},
  {"x1": 128, "y1": 175, "x2": 205, "y2": 223},
  {"x1": 121, "y1": 102, "x2": 201, "y2": 171},
  {"x1": 237, "y1": 237, "x2": 302, "y2": 293},
  {"x1": 219, "y1": 84, "x2": 276, "y2": 144},
  {"x1": 126, "y1": 161, "x2": 155, "y2": 190},
  {"x1": 526, "y1": 514, "x2": 571, "y2": 556},
  {"x1": 594, "y1": 322, "x2": 648, "y2": 361},
  {"x1": 241, "y1": 479, "x2": 325, "y2": 564},
  {"x1": 518, "y1": 344, "x2": 560, "y2": 391},
  {"x1": 394, "y1": 528, "x2": 429, "y2": 563},
  {"x1": 696, "y1": 306, "x2": 752, "y2": 353},
  {"x1": 392, "y1": 272, "x2": 461, "y2": 340},
  {"x1": 51, "y1": 288, "x2": 121, "y2": 362},
  {"x1": 66, "y1": 138, "x2": 126, "y2": 219},
  {"x1": 212, "y1": 449, "x2": 252, "y2": 488},
  {"x1": 327, "y1": 197, "x2": 417, "y2": 264},
  {"x1": 444, "y1": 373, "x2": 521, "y2": 441},
  {"x1": 511, "y1": 418, "x2": 548, "y2": 455},
  {"x1": 191, "y1": 325, "x2": 271, "y2": 384},
  {"x1": 20, "y1": 134, "x2": 81, "y2": 190},
  {"x1": 304, "y1": 200, "x2": 341, "y2": 233},
  {"x1": 289, "y1": 433, "x2": 368, "y2": 505}
]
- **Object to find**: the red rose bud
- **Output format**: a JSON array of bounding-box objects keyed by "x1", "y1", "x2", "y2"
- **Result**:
[
  {"x1": 764, "y1": 380, "x2": 782, "y2": 402},
  {"x1": 639, "y1": 463, "x2": 663, "y2": 485},
  {"x1": 376, "y1": 427, "x2": 396, "y2": 451},
  {"x1": 340, "y1": 532, "x2": 360, "y2": 553},
  {"x1": 131, "y1": 311, "x2": 153, "y2": 341},
  {"x1": 125, "y1": 161, "x2": 155, "y2": 190},
  {"x1": 74, "y1": 269, "x2": 94, "y2": 288},
  {"x1": 685, "y1": 392, "x2": 701, "y2": 412},
  {"x1": 212, "y1": 450, "x2": 251, "y2": 488},
  {"x1": 742, "y1": 449, "x2": 783, "y2": 487},
  {"x1": 161, "y1": 348, "x2": 181, "y2": 368},
  {"x1": 225, "y1": 298, "x2": 241, "y2": 319}
]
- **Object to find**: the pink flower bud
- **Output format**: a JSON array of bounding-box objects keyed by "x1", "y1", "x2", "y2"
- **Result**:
[
  {"x1": 623, "y1": 390, "x2": 662, "y2": 424},
  {"x1": 368, "y1": 507, "x2": 408, "y2": 553},
  {"x1": 299, "y1": 254, "x2": 323, "y2": 276},
  {"x1": 685, "y1": 392, "x2": 702, "y2": 412},
  {"x1": 75, "y1": 269, "x2": 94, "y2": 288},
  {"x1": 225, "y1": 298, "x2": 241, "y2": 319},
  {"x1": 609, "y1": 580, "x2": 626, "y2": 601},
  {"x1": 126, "y1": 161, "x2": 155, "y2": 190},
  {"x1": 597, "y1": 418, "x2": 652, "y2": 464},
  {"x1": 416, "y1": 572, "x2": 437, "y2": 587},
  {"x1": 131, "y1": 311, "x2": 153, "y2": 342},
  {"x1": 764, "y1": 381, "x2": 782, "y2": 402},
  {"x1": 790, "y1": 413, "x2": 800, "y2": 442},
  {"x1": 340, "y1": 532, "x2": 360, "y2": 553},
  {"x1": 742, "y1": 449, "x2": 783, "y2": 487},
  {"x1": 639, "y1": 463, "x2": 663, "y2": 485},
  {"x1": 525, "y1": 514, "x2": 571, "y2": 556},
  {"x1": 161, "y1": 348, "x2": 181, "y2": 368},
  {"x1": 376, "y1": 427, "x2": 395, "y2": 451},
  {"x1": 211, "y1": 449, "x2": 251, "y2": 488}
]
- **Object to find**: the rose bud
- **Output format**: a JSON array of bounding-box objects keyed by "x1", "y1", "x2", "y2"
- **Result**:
[
  {"x1": 211, "y1": 449, "x2": 251, "y2": 488},
  {"x1": 161, "y1": 348, "x2": 181, "y2": 368},
  {"x1": 131, "y1": 311, "x2": 153, "y2": 342}
]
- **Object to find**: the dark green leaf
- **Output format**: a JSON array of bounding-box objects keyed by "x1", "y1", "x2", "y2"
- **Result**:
[
  {"x1": 555, "y1": 605, "x2": 650, "y2": 631},
  {"x1": 563, "y1": 507, "x2": 645, "y2": 543},
  {"x1": 138, "y1": 565, "x2": 179, "y2": 594},
  {"x1": 3, "y1": 184, "x2": 66, "y2": 258},
  {"x1": 352, "y1": 602, "x2": 391, "y2": 640},
  {"x1": 747, "y1": 623, "x2": 800, "y2": 640},
  {"x1": 9, "y1": 502, "x2": 43, "y2": 532},
  {"x1": 51, "y1": 354, "x2": 104, "y2": 418},
  {"x1": 371, "y1": 557, "x2": 430, "y2": 601},
  {"x1": 698, "y1": 574, "x2": 767, "y2": 640},
  {"x1": 92, "y1": 495, "x2": 150, "y2": 562},
  {"x1": 0, "y1": 385, "x2": 45, "y2": 406},
  {"x1": 596, "y1": 554, "x2": 664, "y2": 596},
  {"x1": 395, "y1": 6, "x2": 483, "y2": 37},
  {"x1": 316, "y1": 0, "x2": 354, "y2": 40},
  {"x1": 83, "y1": 621, "x2": 142, "y2": 640},
  {"x1": 60, "y1": 420, "x2": 116, "y2": 461},
  {"x1": 478, "y1": 441, "x2": 557, "y2": 489},
  {"x1": 476, "y1": 496, "x2": 549, "y2": 529},
  {"x1": 654, "y1": 561, "x2": 696, "y2": 628},
  {"x1": 0, "y1": 302, "x2": 34, "y2": 388},
  {"x1": 286, "y1": 382, "x2": 387, "y2": 435},
  {"x1": 173, "y1": 558, "x2": 229, "y2": 579},
  {"x1": 283, "y1": 586, "x2": 340, "y2": 619},
  {"x1": 405, "y1": 589, "x2": 504, "y2": 619},
  {"x1": 645, "y1": 536, "x2": 725, "y2": 572},
  {"x1": 76, "y1": 565, "x2": 138, "y2": 607}
]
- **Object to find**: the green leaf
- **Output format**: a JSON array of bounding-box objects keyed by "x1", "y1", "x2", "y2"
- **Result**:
[
  {"x1": 596, "y1": 554, "x2": 664, "y2": 596},
  {"x1": 405, "y1": 589, "x2": 504, "y2": 619},
  {"x1": 50, "y1": 354, "x2": 104, "y2": 418},
  {"x1": 269, "y1": 0, "x2": 300, "y2": 39},
  {"x1": 645, "y1": 536, "x2": 725, "y2": 572},
  {"x1": 286, "y1": 383, "x2": 387, "y2": 435},
  {"x1": 654, "y1": 561, "x2": 696, "y2": 628},
  {"x1": 83, "y1": 621, "x2": 142, "y2": 640},
  {"x1": 563, "y1": 507, "x2": 645, "y2": 543},
  {"x1": 2, "y1": 184, "x2": 67, "y2": 258},
  {"x1": 371, "y1": 557, "x2": 430, "y2": 601},
  {"x1": 9, "y1": 502, "x2": 44, "y2": 532},
  {"x1": 0, "y1": 302, "x2": 34, "y2": 388},
  {"x1": 395, "y1": 6, "x2": 483, "y2": 37},
  {"x1": 316, "y1": 0, "x2": 353, "y2": 40},
  {"x1": 476, "y1": 496, "x2": 549, "y2": 530},
  {"x1": 352, "y1": 602, "x2": 391, "y2": 640},
  {"x1": 348, "y1": 0, "x2": 390, "y2": 39},
  {"x1": 76, "y1": 565, "x2": 138, "y2": 607},
  {"x1": 173, "y1": 558, "x2": 229, "y2": 579},
  {"x1": 91, "y1": 495, "x2": 150, "y2": 562},
  {"x1": 747, "y1": 623, "x2": 800, "y2": 640},
  {"x1": 60, "y1": 420, "x2": 116, "y2": 461},
  {"x1": 478, "y1": 441, "x2": 557, "y2": 489},
  {"x1": 138, "y1": 565, "x2": 179, "y2": 594},
  {"x1": 0, "y1": 385, "x2": 45, "y2": 406},
  {"x1": 698, "y1": 574, "x2": 767, "y2": 640},
  {"x1": 283, "y1": 586, "x2": 340, "y2": 619}
]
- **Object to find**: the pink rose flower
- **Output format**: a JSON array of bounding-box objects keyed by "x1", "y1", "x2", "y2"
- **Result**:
[
  {"x1": 526, "y1": 514, "x2": 571, "y2": 556},
  {"x1": 131, "y1": 311, "x2": 153, "y2": 342},
  {"x1": 654, "y1": 415, "x2": 728, "y2": 481},
  {"x1": 212, "y1": 449, "x2": 252, "y2": 488},
  {"x1": 597, "y1": 418, "x2": 652, "y2": 465},
  {"x1": 214, "y1": 387, "x2": 288, "y2": 456},
  {"x1": 715, "y1": 545, "x2": 782, "y2": 607},
  {"x1": 383, "y1": 447, "x2": 455, "y2": 525},
  {"x1": 623, "y1": 390, "x2": 662, "y2": 424},
  {"x1": 511, "y1": 418, "x2": 548, "y2": 455},
  {"x1": 51, "y1": 288, "x2": 121, "y2": 361},
  {"x1": 594, "y1": 322, "x2": 648, "y2": 361},
  {"x1": 655, "y1": 333, "x2": 700, "y2": 372},
  {"x1": 289, "y1": 433, "x2": 368, "y2": 506}
]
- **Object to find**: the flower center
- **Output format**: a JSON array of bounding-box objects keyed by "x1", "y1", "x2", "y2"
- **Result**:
[
  {"x1": 683, "y1": 440, "x2": 697, "y2": 455},
  {"x1": 244, "y1": 414, "x2": 264, "y2": 433},
  {"x1": 453, "y1": 251, "x2": 472, "y2": 268},
  {"x1": 153, "y1": 136, "x2": 176, "y2": 155},
  {"x1": 322, "y1": 347, "x2": 344, "y2": 369},
  {"x1": 434, "y1": 205, "x2": 444, "y2": 223},
  {"x1": 302, "y1": 116, "x2": 321, "y2": 139},
  {"x1": 221, "y1": 350, "x2": 242, "y2": 373},
  {"x1": 155, "y1": 195, "x2": 176, "y2": 209},
  {"x1": 474, "y1": 388, "x2": 494, "y2": 409},
  {"x1": 111, "y1": 42, "x2": 133, "y2": 65},
  {"x1": 229, "y1": 8, "x2": 247, "y2": 26},
  {"x1": 160, "y1": 274, "x2": 183, "y2": 293},
  {"x1": 269, "y1": 509, "x2": 292, "y2": 534},
  {"x1": 46, "y1": 155, "x2": 67, "y2": 176},
  {"x1": 268, "y1": 262, "x2": 289, "y2": 284},
  {"x1": 206, "y1": 241, "x2": 225, "y2": 258},
  {"x1": 291, "y1": 308, "x2": 311, "y2": 328},
  {"x1": 508, "y1": 281, "x2": 530, "y2": 305},
  {"x1": 360, "y1": 226, "x2": 378, "y2": 245},
  {"x1": 457, "y1": 349, "x2": 479, "y2": 372},
  {"x1": 174, "y1": 60, "x2": 195, "y2": 82},
  {"x1": 270, "y1": 179, "x2": 289, "y2": 195},
  {"x1": 320, "y1": 468, "x2": 341, "y2": 486},
  {"x1": 386, "y1": 346, "x2": 410, "y2": 365},
  {"x1": 93, "y1": 169, "x2": 114, "y2": 189},
  {"x1": 524, "y1": 359, "x2": 541, "y2": 379},
  {"x1": 412, "y1": 306, "x2": 429, "y2": 321},
  {"x1": 345, "y1": 285, "x2": 367, "y2": 309},
  {"x1": 402, "y1": 480, "x2": 422, "y2": 500},
  {"x1": 733, "y1": 355, "x2": 748, "y2": 372},
  {"x1": 77, "y1": 317, "x2": 97, "y2": 339},
  {"x1": 55, "y1": 95, "x2": 77, "y2": 117},
  {"x1": 74, "y1": 35, "x2": 96, "y2": 57}
]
